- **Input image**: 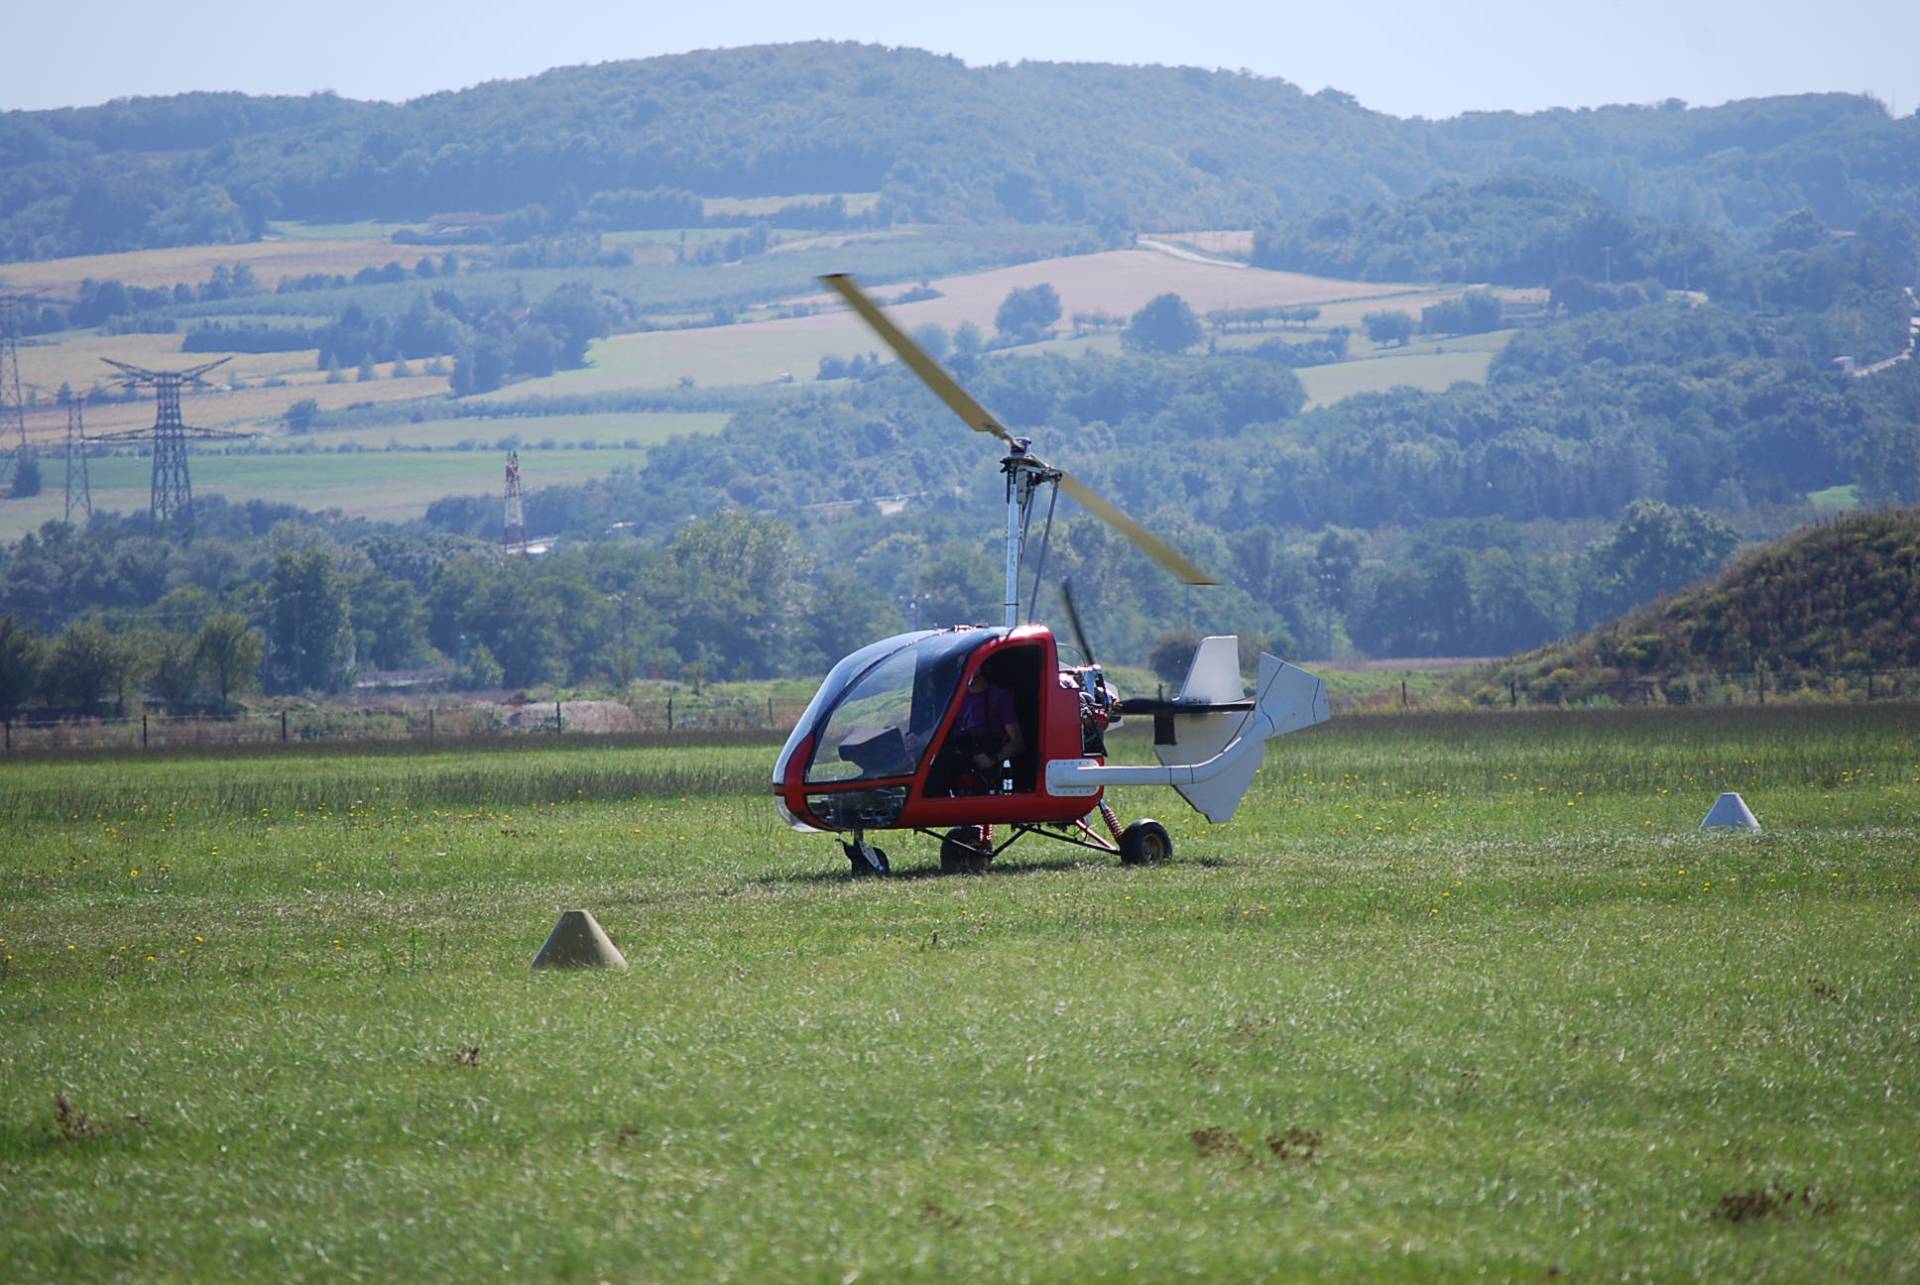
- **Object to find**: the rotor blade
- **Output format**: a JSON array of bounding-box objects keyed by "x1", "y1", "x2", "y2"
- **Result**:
[
  {"x1": 1060, "y1": 579, "x2": 1097, "y2": 667},
  {"x1": 820, "y1": 273, "x2": 1014, "y2": 444},
  {"x1": 1057, "y1": 470, "x2": 1217, "y2": 585}
]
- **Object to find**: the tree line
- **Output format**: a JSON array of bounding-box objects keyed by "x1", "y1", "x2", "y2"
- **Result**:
[{"x1": 5, "y1": 45, "x2": 1915, "y2": 260}]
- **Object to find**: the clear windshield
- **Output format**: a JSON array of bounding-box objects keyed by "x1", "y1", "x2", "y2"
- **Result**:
[
  {"x1": 772, "y1": 631, "x2": 933, "y2": 787},
  {"x1": 799, "y1": 629, "x2": 997, "y2": 785}
]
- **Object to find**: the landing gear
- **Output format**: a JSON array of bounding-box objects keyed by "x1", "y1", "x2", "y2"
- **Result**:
[
  {"x1": 843, "y1": 831, "x2": 890, "y2": 877},
  {"x1": 940, "y1": 825, "x2": 994, "y2": 874},
  {"x1": 1118, "y1": 818, "x2": 1172, "y2": 865}
]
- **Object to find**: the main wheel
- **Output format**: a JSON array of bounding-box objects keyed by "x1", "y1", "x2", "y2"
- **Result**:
[
  {"x1": 1118, "y1": 819, "x2": 1172, "y2": 866},
  {"x1": 940, "y1": 825, "x2": 993, "y2": 874}
]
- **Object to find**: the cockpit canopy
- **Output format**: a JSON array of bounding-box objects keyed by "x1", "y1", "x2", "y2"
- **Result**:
[{"x1": 773, "y1": 627, "x2": 1004, "y2": 788}]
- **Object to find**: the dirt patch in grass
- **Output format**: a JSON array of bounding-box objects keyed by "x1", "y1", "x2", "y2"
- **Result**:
[
  {"x1": 1712, "y1": 1184, "x2": 1834, "y2": 1223},
  {"x1": 920, "y1": 1199, "x2": 963, "y2": 1229},
  {"x1": 1190, "y1": 1126, "x2": 1250, "y2": 1161},
  {"x1": 1267, "y1": 1127, "x2": 1321, "y2": 1162},
  {"x1": 48, "y1": 1094, "x2": 146, "y2": 1144}
]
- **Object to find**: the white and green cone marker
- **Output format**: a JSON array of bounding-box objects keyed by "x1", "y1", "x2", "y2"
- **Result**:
[
  {"x1": 1700, "y1": 792, "x2": 1760, "y2": 831},
  {"x1": 531, "y1": 909, "x2": 628, "y2": 970}
]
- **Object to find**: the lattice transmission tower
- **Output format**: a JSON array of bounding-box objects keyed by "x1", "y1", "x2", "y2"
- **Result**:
[
  {"x1": 0, "y1": 293, "x2": 32, "y2": 494},
  {"x1": 502, "y1": 449, "x2": 528, "y2": 555},
  {"x1": 65, "y1": 400, "x2": 92, "y2": 523},
  {"x1": 93, "y1": 356, "x2": 246, "y2": 532}
]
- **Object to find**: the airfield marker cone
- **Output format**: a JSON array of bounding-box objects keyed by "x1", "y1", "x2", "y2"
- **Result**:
[
  {"x1": 531, "y1": 909, "x2": 628, "y2": 970},
  {"x1": 1700, "y1": 792, "x2": 1761, "y2": 831}
]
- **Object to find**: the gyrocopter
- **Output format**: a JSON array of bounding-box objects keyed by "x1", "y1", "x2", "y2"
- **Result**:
[{"x1": 772, "y1": 274, "x2": 1330, "y2": 875}]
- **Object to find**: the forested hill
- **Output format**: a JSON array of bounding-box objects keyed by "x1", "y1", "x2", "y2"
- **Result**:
[
  {"x1": 4, "y1": 42, "x2": 1915, "y2": 259},
  {"x1": 1490, "y1": 508, "x2": 1920, "y2": 703}
]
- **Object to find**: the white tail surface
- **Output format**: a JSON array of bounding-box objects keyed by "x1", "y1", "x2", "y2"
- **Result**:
[
  {"x1": 1044, "y1": 644, "x2": 1330, "y2": 821},
  {"x1": 1155, "y1": 646, "x2": 1330, "y2": 822}
]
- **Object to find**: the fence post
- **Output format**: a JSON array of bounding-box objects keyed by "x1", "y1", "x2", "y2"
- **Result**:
[
  {"x1": 667, "y1": 694, "x2": 674, "y2": 731},
  {"x1": 428, "y1": 707, "x2": 435, "y2": 742},
  {"x1": 280, "y1": 709, "x2": 289, "y2": 741},
  {"x1": 1508, "y1": 677, "x2": 1517, "y2": 708},
  {"x1": 555, "y1": 699, "x2": 563, "y2": 734},
  {"x1": 141, "y1": 713, "x2": 148, "y2": 748},
  {"x1": 1756, "y1": 668, "x2": 1764, "y2": 706},
  {"x1": 768, "y1": 696, "x2": 775, "y2": 727},
  {"x1": 1867, "y1": 672, "x2": 1874, "y2": 700},
  {"x1": 3, "y1": 721, "x2": 8, "y2": 752}
]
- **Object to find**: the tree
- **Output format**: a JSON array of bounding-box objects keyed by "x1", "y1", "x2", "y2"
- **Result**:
[
  {"x1": 283, "y1": 398, "x2": 319, "y2": 433},
  {"x1": 194, "y1": 613, "x2": 262, "y2": 713},
  {"x1": 1122, "y1": 293, "x2": 1202, "y2": 354},
  {"x1": 10, "y1": 451, "x2": 41, "y2": 498},
  {"x1": 1578, "y1": 500, "x2": 1739, "y2": 627},
  {"x1": 532, "y1": 282, "x2": 613, "y2": 367},
  {"x1": 951, "y1": 322, "x2": 985, "y2": 364},
  {"x1": 265, "y1": 548, "x2": 355, "y2": 693},
  {"x1": 911, "y1": 323, "x2": 951, "y2": 362},
  {"x1": 995, "y1": 283, "x2": 1062, "y2": 343},
  {"x1": 1148, "y1": 629, "x2": 1201, "y2": 684},
  {"x1": 0, "y1": 614, "x2": 44, "y2": 720},
  {"x1": 144, "y1": 629, "x2": 201, "y2": 713},
  {"x1": 47, "y1": 620, "x2": 134, "y2": 715},
  {"x1": 1361, "y1": 310, "x2": 1415, "y2": 346}
]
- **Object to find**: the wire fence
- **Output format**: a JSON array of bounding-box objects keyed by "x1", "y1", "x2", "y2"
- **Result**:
[
  {"x1": 4, "y1": 668, "x2": 1917, "y2": 757},
  {"x1": 1345, "y1": 667, "x2": 1920, "y2": 713},
  {"x1": 0, "y1": 691, "x2": 810, "y2": 757}
]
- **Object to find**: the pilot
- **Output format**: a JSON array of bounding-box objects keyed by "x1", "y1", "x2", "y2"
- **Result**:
[{"x1": 940, "y1": 666, "x2": 1026, "y2": 793}]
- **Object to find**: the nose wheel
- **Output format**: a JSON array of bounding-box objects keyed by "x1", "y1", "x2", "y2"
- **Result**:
[{"x1": 843, "y1": 831, "x2": 891, "y2": 877}]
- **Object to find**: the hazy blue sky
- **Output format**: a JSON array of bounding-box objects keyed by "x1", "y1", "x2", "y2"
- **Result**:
[{"x1": 7, "y1": 0, "x2": 1915, "y2": 120}]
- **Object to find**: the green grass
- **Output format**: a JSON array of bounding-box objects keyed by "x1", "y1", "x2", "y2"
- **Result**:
[
  {"x1": 0, "y1": 448, "x2": 651, "y2": 538},
  {"x1": 1295, "y1": 340, "x2": 1510, "y2": 409},
  {"x1": 1808, "y1": 484, "x2": 1862, "y2": 512},
  {"x1": 306, "y1": 410, "x2": 731, "y2": 451},
  {"x1": 3, "y1": 705, "x2": 1917, "y2": 1279}
]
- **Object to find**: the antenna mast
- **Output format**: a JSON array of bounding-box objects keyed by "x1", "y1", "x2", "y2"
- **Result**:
[{"x1": 502, "y1": 450, "x2": 527, "y2": 555}]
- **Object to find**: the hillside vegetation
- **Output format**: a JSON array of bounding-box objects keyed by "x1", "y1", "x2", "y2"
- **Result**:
[
  {"x1": 4, "y1": 43, "x2": 1916, "y2": 260},
  {"x1": 1490, "y1": 508, "x2": 1920, "y2": 703}
]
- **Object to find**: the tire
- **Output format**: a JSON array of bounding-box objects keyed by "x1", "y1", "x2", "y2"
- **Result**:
[
  {"x1": 940, "y1": 825, "x2": 993, "y2": 874},
  {"x1": 844, "y1": 840, "x2": 890, "y2": 877},
  {"x1": 1118, "y1": 819, "x2": 1172, "y2": 866}
]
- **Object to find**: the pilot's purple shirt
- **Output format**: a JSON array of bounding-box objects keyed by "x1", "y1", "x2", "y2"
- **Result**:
[{"x1": 953, "y1": 684, "x2": 1015, "y2": 740}]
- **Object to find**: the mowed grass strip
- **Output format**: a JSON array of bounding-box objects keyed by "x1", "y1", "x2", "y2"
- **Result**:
[{"x1": 1, "y1": 706, "x2": 1916, "y2": 1279}]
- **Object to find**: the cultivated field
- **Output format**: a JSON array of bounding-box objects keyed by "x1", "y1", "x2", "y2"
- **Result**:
[
  {"x1": 0, "y1": 236, "x2": 482, "y2": 301},
  {"x1": 0, "y1": 447, "x2": 649, "y2": 539},
  {"x1": 2, "y1": 705, "x2": 1914, "y2": 1279},
  {"x1": 496, "y1": 251, "x2": 1423, "y2": 398}
]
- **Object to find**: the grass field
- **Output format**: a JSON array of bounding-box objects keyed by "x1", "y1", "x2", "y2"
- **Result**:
[
  {"x1": 1295, "y1": 345, "x2": 1506, "y2": 409},
  {"x1": 0, "y1": 447, "x2": 650, "y2": 539},
  {"x1": 304, "y1": 410, "x2": 732, "y2": 451},
  {"x1": 2, "y1": 705, "x2": 1915, "y2": 1279}
]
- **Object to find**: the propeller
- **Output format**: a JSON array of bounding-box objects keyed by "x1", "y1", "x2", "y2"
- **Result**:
[{"x1": 821, "y1": 273, "x2": 1217, "y2": 586}]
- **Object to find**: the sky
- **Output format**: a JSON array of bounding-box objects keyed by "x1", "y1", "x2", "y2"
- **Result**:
[{"x1": 5, "y1": 0, "x2": 1916, "y2": 121}]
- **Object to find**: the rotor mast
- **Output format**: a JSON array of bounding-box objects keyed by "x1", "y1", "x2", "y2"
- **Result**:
[{"x1": 819, "y1": 272, "x2": 1217, "y2": 629}]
